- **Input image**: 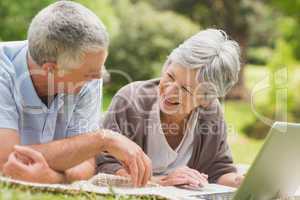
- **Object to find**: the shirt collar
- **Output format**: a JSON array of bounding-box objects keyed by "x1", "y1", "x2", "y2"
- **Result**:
[{"x1": 13, "y1": 43, "x2": 64, "y2": 110}]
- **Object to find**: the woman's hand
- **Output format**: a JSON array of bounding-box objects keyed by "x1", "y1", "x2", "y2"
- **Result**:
[
  {"x1": 217, "y1": 173, "x2": 245, "y2": 188},
  {"x1": 3, "y1": 146, "x2": 65, "y2": 184},
  {"x1": 159, "y1": 166, "x2": 208, "y2": 187}
]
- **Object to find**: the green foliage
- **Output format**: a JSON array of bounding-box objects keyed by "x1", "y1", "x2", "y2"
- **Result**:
[
  {"x1": 247, "y1": 47, "x2": 273, "y2": 65},
  {"x1": 75, "y1": 0, "x2": 120, "y2": 40},
  {"x1": 105, "y1": 0, "x2": 199, "y2": 93},
  {"x1": 271, "y1": 0, "x2": 300, "y2": 17},
  {"x1": 268, "y1": 39, "x2": 295, "y2": 105},
  {"x1": 0, "y1": 0, "x2": 54, "y2": 41},
  {"x1": 247, "y1": 1, "x2": 279, "y2": 47},
  {"x1": 243, "y1": 39, "x2": 300, "y2": 139},
  {"x1": 271, "y1": 0, "x2": 300, "y2": 60}
]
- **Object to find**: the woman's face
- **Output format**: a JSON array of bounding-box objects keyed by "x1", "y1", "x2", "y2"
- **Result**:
[{"x1": 159, "y1": 63, "x2": 215, "y2": 116}]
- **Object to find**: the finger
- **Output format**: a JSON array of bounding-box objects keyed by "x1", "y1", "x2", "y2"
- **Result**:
[
  {"x1": 140, "y1": 154, "x2": 152, "y2": 186},
  {"x1": 121, "y1": 162, "x2": 130, "y2": 173},
  {"x1": 160, "y1": 177, "x2": 185, "y2": 186},
  {"x1": 3, "y1": 161, "x2": 22, "y2": 179},
  {"x1": 127, "y1": 158, "x2": 139, "y2": 187},
  {"x1": 187, "y1": 168, "x2": 207, "y2": 181},
  {"x1": 136, "y1": 156, "x2": 145, "y2": 187},
  {"x1": 15, "y1": 152, "x2": 33, "y2": 165},
  {"x1": 197, "y1": 177, "x2": 208, "y2": 187},
  {"x1": 184, "y1": 169, "x2": 208, "y2": 186},
  {"x1": 182, "y1": 170, "x2": 201, "y2": 182},
  {"x1": 14, "y1": 145, "x2": 46, "y2": 163},
  {"x1": 190, "y1": 170, "x2": 209, "y2": 186},
  {"x1": 116, "y1": 169, "x2": 130, "y2": 177},
  {"x1": 6, "y1": 153, "x2": 29, "y2": 172},
  {"x1": 235, "y1": 175, "x2": 244, "y2": 186},
  {"x1": 201, "y1": 173, "x2": 209, "y2": 179},
  {"x1": 180, "y1": 173, "x2": 202, "y2": 186},
  {"x1": 189, "y1": 173, "x2": 208, "y2": 187},
  {"x1": 160, "y1": 176, "x2": 195, "y2": 186},
  {"x1": 163, "y1": 173, "x2": 199, "y2": 186}
]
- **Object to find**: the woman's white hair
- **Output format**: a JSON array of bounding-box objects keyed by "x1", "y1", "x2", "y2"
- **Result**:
[
  {"x1": 165, "y1": 28, "x2": 241, "y2": 97},
  {"x1": 27, "y1": 1, "x2": 109, "y2": 69}
]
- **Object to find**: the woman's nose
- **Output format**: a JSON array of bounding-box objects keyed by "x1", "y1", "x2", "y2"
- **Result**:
[{"x1": 165, "y1": 82, "x2": 179, "y2": 96}]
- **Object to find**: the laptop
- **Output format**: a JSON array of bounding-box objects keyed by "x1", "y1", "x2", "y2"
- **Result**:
[{"x1": 190, "y1": 122, "x2": 300, "y2": 200}]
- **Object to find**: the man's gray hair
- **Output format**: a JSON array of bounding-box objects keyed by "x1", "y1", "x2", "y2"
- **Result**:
[
  {"x1": 166, "y1": 28, "x2": 241, "y2": 97},
  {"x1": 27, "y1": 1, "x2": 109, "y2": 68}
]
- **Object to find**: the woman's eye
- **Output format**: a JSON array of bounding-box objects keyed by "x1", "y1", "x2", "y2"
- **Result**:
[
  {"x1": 182, "y1": 86, "x2": 192, "y2": 95},
  {"x1": 182, "y1": 86, "x2": 189, "y2": 93},
  {"x1": 167, "y1": 73, "x2": 174, "y2": 80}
]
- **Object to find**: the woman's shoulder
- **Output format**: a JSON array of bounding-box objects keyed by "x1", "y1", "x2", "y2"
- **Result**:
[
  {"x1": 194, "y1": 100, "x2": 226, "y2": 138},
  {"x1": 198, "y1": 99, "x2": 224, "y2": 120}
]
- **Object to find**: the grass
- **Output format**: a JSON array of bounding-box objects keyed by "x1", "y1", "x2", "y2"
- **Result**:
[
  {"x1": 225, "y1": 101, "x2": 264, "y2": 164},
  {"x1": 0, "y1": 182, "x2": 160, "y2": 200}
]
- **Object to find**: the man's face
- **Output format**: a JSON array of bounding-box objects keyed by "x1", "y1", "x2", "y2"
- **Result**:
[{"x1": 53, "y1": 49, "x2": 108, "y2": 94}]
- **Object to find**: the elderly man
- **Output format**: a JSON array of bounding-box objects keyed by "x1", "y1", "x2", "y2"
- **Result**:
[{"x1": 0, "y1": 1, "x2": 151, "y2": 187}]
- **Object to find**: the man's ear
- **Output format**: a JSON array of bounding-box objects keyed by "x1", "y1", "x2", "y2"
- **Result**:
[{"x1": 41, "y1": 62, "x2": 57, "y2": 74}]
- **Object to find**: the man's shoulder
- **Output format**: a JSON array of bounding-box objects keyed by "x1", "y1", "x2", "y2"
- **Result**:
[
  {"x1": 0, "y1": 41, "x2": 27, "y2": 76},
  {"x1": 0, "y1": 41, "x2": 27, "y2": 58}
]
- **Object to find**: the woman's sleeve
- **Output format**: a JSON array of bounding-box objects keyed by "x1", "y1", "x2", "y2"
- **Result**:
[
  {"x1": 96, "y1": 91, "x2": 136, "y2": 174},
  {"x1": 207, "y1": 120, "x2": 237, "y2": 183}
]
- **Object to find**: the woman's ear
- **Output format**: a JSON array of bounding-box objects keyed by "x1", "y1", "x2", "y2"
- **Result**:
[{"x1": 41, "y1": 62, "x2": 57, "y2": 74}]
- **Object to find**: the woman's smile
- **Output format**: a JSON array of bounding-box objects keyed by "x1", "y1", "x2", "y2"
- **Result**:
[{"x1": 163, "y1": 98, "x2": 180, "y2": 107}]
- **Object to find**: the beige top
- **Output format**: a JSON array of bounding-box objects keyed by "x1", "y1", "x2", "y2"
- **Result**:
[
  {"x1": 97, "y1": 79, "x2": 236, "y2": 183},
  {"x1": 146, "y1": 99, "x2": 196, "y2": 175}
]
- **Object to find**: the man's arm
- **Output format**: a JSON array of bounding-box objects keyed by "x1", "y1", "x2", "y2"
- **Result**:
[
  {"x1": 27, "y1": 129, "x2": 151, "y2": 187},
  {"x1": 0, "y1": 128, "x2": 102, "y2": 172},
  {"x1": 0, "y1": 128, "x2": 151, "y2": 187},
  {"x1": 0, "y1": 129, "x2": 19, "y2": 170},
  {"x1": 2, "y1": 138, "x2": 94, "y2": 184},
  {"x1": 3, "y1": 146, "x2": 67, "y2": 184},
  {"x1": 0, "y1": 68, "x2": 21, "y2": 170},
  {"x1": 28, "y1": 130, "x2": 105, "y2": 172},
  {"x1": 65, "y1": 158, "x2": 96, "y2": 182}
]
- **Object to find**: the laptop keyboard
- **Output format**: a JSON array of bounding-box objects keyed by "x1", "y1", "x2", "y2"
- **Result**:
[{"x1": 193, "y1": 192, "x2": 235, "y2": 200}]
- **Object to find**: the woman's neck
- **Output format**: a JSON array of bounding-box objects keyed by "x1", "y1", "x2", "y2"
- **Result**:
[
  {"x1": 160, "y1": 110, "x2": 191, "y2": 134},
  {"x1": 161, "y1": 112, "x2": 185, "y2": 124}
]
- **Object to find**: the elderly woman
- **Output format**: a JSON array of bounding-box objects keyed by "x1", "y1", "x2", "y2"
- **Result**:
[{"x1": 97, "y1": 29, "x2": 244, "y2": 188}]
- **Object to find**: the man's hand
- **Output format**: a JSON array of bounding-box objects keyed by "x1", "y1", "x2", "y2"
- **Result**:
[
  {"x1": 115, "y1": 168, "x2": 130, "y2": 178},
  {"x1": 103, "y1": 130, "x2": 152, "y2": 187},
  {"x1": 159, "y1": 166, "x2": 208, "y2": 187},
  {"x1": 65, "y1": 158, "x2": 96, "y2": 183},
  {"x1": 3, "y1": 146, "x2": 65, "y2": 184},
  {"x1": 0, "y1": 130, "x2": 19, "y2": 170}
]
